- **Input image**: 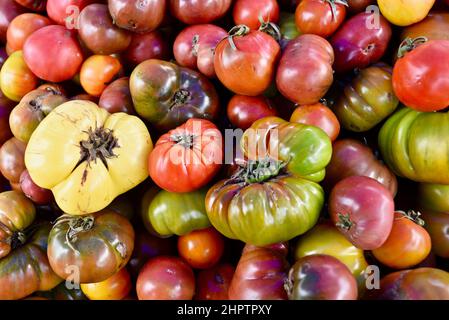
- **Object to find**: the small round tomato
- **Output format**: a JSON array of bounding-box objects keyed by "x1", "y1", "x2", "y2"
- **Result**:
[
  {"x1": 169, "y1": 0, "x2": 232, "y2": 25},
  {"x1": 136, "y1": 256, "x2": 195, "y2": 300},
  {"x1": 123, "y1": 31, "x2": 170, "y2": 69},
  {"x1": 196, "y1": 264, "x2": 234, "y2": 300},
  {"x1": 178, "y1": 227, "x2": 225, "y2": 269},
  {"x1": 19, "y1": 170, "x2": 53, "y2": 205},
  {"x1": 6, "y1": 13, "x2": 51, "y2": 53},
  {"x1": 329, "y1": 176, "x2": 395, "y2": 250},
  {"x1": 290, "y1": 103, "x2": 340, "y2": 141},
  {"x1": 0, "y1": 51, "x2": 38, "y2": 102},
  {"x1": 99, "y1": 77, "x2": 134, "y2": 114},
  {"x1": 80, "y1": 55, "x2": 123, "y2": 97},
  {"x1": 46, "y1": 0, "x2": 97, "y2": 26},
  {"x1": 372, "y1": 211, "x2": 431, "y2": 269},
  {"x1": 233, "y1": 0, "x2": 280, "y2": 30},
  {"x1": 0, "y1": 0, "x2": 27, "y2": 43},
  {"x1": 295, "y1": 0, "x2": 347, "y2": 38},
  {"x1": 393, "y1": 39, "x2": 449, "y2": 112},
  {"x1": 81, "y1": 268, "x2": 132, "y2": 300},
  {"x1": 378, "y1": 0, "x2": 435, "y2": 27},
  {"x1": 0, "y1": 137, "x2": 26, "y2": 184},
  {"x1": 227, "y1": 95, "x2": 278, "y2": 130}
]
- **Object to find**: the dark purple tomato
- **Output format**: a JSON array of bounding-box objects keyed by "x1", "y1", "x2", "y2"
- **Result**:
[
  {"x1": 196, "y1": 264, "x2": 234, "y2": 300},
  {"x1": 123, "y1": 31, "x2": 170, "y2": 69},
  {"x1": 99, "y1": 77, "x2": 135, "y2": 114}
]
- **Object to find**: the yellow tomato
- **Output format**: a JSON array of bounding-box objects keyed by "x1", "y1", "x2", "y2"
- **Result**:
[
  {"x1": 81, "y1": 268, "x2": 131, "y2": 300},
  {"x1": 25, "y1": 100, "x2": 153, "y2": 215},
  {"x1": 378, "y1": 0, "x2": 435, "y2": 27}
]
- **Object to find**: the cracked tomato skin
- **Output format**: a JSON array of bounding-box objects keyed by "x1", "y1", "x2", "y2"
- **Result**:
[{"x1": 24, "y1": 100, "x2": 152, "y2": 215}]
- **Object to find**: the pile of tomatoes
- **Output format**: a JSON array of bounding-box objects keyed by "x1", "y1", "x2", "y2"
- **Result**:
[{"x1": 1, "y1": 0, "x2": 449, "y2": 301}]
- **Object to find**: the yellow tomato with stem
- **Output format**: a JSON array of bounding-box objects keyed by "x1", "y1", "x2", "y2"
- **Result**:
[
  {"x1": 25, "y1": 100, "x2": 153, "y2": 215},
  {"x1": 378, "y1": 0, "x2": 435, "y2": 27}
]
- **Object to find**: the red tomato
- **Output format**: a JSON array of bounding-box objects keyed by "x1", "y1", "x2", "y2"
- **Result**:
[
  {"x1": 169, "y1": 0, "x2": 232, "y2": 24},
  {"x1": 178, "y1": 227, "x2": 225, "y2": 269},
  {"x1": 196, "y1": 264, "x2": 234, "y2": 300},
  {"x1": 233, "y1": 0, "x2": 280, "y2": 30},
  {"x1": 149, "y1": 119, "x2": 222, "y2": 193},
  {"x1": 393, "y1": 39, "x2": 449, "y2": 112},
  {"x1": 124, "y1": 31, "x2": 170, "y2": 69},
  {"x1": 80, "y1": 55, "x2": 123, "y2": 97},
  {"x1": 23, "y1": 25, "x2": 83, "y2": 82},
  {"x1": 0, "y1": 137, "x2": 26, "y2": 184},
  {"x1": 295, "y1": 0, "x2": 347, "y2": 38},
  {"x1": 6, "y1": 13, "x2": 51, "y2": 52},
  {"x1": 136, "y1": 256, "x2": 195, "y2": 300},
  {"x1": 227, "y1": 95, "x2": 278, "y2": 130},
  {"x1": 46, "y1": 0, "x2": 97, "y2": 26},
  {"x1": 0, "y1": 0, "x2": 27, "y2": 43},
  {"x1": 81, "y1": 268, "x2": 132, "y2": 300},
  {"x1": 329, "y1": 176, "x2": 395, "y2": 250},
  {"x1": 214, "y1": 26, "x2": 280, "y2": 96},
  {"x1": 19, "y1": 169, "x2": 53, "y2": 205},
  {"x1": 290, "y1": 103, "x2": 340, "y2": 141}
]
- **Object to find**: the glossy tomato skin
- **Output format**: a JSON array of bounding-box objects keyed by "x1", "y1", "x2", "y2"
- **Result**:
[
  {"x1": 0, "y1": 137, "x2": 26, "y2": 183},
  {"x1": 130, "y1": 59, "x2": 219, "y2": 132},
  {"x1": 178, "y1": 227, "x2": 225, "y2": 269},
  {"x1": 276, "y1": 34, "x2": 334, "y2": 105},
  {"x1": 136, "y1": 256, "x2": 195, "y2": 300},
  {"x1": 149, "y1": 119, "x2": 222, "y2": 193},
  {"x1": 286, "y1": 254, "x2": 358, "y2": 300},
  {"x1": 330, "y1": 11, "x2": 392, "y2": 73},
  {"x1": 329, "y1": 176, "x2": 395, "y2": 250},
  {"x1": 6, "y1": 13, "x2": 51, "y2": 53},
  {"x1": 290, "y1": 103, "x2": 340, "y2": 141},
  {"x1": 79, "y1": 4, "x2": 131, "y2": 55},
  {"x1": 108, "y1": 0, "x2": 166, "y2": 33},
  {"x1": 233, "y1": 0, "x2": 280, "y2": 30},
  {"x1": 14, "y1": 0, "x2": 46, "y2": 11},
  {"x1": 47, "y1": 210, "x2": 135, "y2": 283},
  {"x1": 333, "y1": 64, "x2": 399, "y2": 132},
  {"x1": 295, "y1": 0, "x2": 346, "y2": 38},
  {"x1": 0, "y1": 0, "x2": 27, "y2": 43},
  {"x1": 124, "y1": 31, "x2": 170, "y2": 69},
  {"x1": 347, "y1": 0, "x2": 375, "y2": 13},
  {"x1": 378, "y1": 0, "x2": 435, "y2": 27},
  {"x1": 99, "y1": 77, "x2": 135, "y2": 114},
  {"x1": 46, "y1": 0, "x2": 97, "y2": 26},
  {"x1": 169, "y1": 0, "x2": 232, "y2": 24},
  {"x1": 196, "y1": 264, "x2": 234, "y2": 300},
  {"x1": 214, "y1": 29, "x2": 281, "y2": 96},
  {"x1": 324, "y1": 139, "x2": 397, "y2": 196},
  {"x1": 401, "y1": 12, "x2": 449, "y2": 42},
  {"x1": 419, "y1": 183, "x2": 449, "y2": 213},
  {"x1": 174, "y1": 24, "x2": 227, "y2": 78},
  {"x1": 227, "y1": 95, "x2": 278, "y2": 130},
  {"x1": 23, "y1": 25, "x2": 83, "y2": 82},
  {"x1": 19, "y1": 170, "x2": 53, "y2": 205},
  {"x1": 0, "y1": 92, "x2": 14, "y2": 145},
  {"x1": 81, "y1": 268, "x2": 132, "y2": 300},
  {"x1": 421, "y1": 211, "x2": 449, "y2": 258},
  {"x1": 80, "y1": 55, "x2": 123, "y2": 97},
  {"x1": 393, "y1": 40, "x2": 449, "y2": 112}
]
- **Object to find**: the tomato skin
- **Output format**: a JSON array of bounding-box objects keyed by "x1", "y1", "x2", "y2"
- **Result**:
[
  {"x1": 276, "y1": 34, "x2": 334, "y2": 105},
  {"x1": 19, "y1": 170, "x2": 53, "y2": 205},
  {"x1": 290, "y1": 103, "x2": 340, "y2": 141},
  {"x1": 421, "y1": 211, "x2": 449, "y2": 258},
  {"x1": 108, "y1": 0, "x2": 166, "y2": 33},
  {"x1": 418, "y1": 183, "x2": 449, "y2": 213},
  {"x1": 330, "y1": 12, "x2": 392, "y2": 73},
  {"x1": 169, "y1": 0, "x2": 232, "y2": 25},
  {"x1": 80, "y1": 55, "x2": 123, "y2": 97},
  {"x1": 123, "y1": 31, "x2": 170, "y2": 69},
  {"x1": 0, "y1": 0, "x2": 27, "y2": 43},
  {"x1": 214, "y1": 29, "x2": 281, "y2": 96},
  {"x1": 14, "y1": 0, "x2": 46, "y2": 12},
  {"x1": 295, "y1": 0, "x2": 346, "y2": 38},
  {"x1": 81, "y1": 268, "x2": 132, "y2": 300},
  {"x1": 229, "y1": 244, "x2": 289, "y2": 300},
  {"x1": 0, "y1": 92, "x2": 14, "y2": 145},
  {"x1": 6, "y1": 13, "x2": 51, "y2": 53},
  {"x1": 227, "y1": 95, "x2": 278, "y2": 130},
  {"x1": 136, "y1": 256, "x2": 195, "y2": 300},
  {"x1": 286, "y1": 254, "x2": 358, "y2": 300},
  {"x1": 233, "y1": 0, "x2": 280, "y2": 30},
  {"x1": 378, "y1": 0, "x2": 435, "y2": 27},
  {"x1": 372, "y1": 212, "x2": 431, "y2": 269},
  {"x1": 196, "y1": 264, "x2": 234, "y2": 300},
  {"x1": 178, "y1": 227, "x2": 225, "y2": 269},
  {"x1": 329, "y1": 176, "x2": 395, "y2": 250},
  {"x1": 98, "y1": 77, "x2": 135, "y2": 115},
  {"x1": 46, "y1": 0, "x2": 96, "y2": 26},
  {"x1": 0, "y1": 137, "x2": 26, "y2": 184},
  {"x1": 347, "y1": 0, "x2": 375, "y2": 13},
  {"x1": 23, "y1": 25, "x2": 84, "y2": 82},
  {"x1": 401, "y1": 12, "x2": 449, "y2": 42}
]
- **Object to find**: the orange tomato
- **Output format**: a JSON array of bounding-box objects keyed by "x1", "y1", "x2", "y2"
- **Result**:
[
  {"x1": 372, "y1": 211, "x2": 431, "y2": 269},
  {"x1": 80, "y1": 55, "x2": 122, "y2": 97},
  {"x1": 178, "y1": 227, "x2": 225, "y2": 269},
  {"x1": 80, "y1": 268, "x2": 132, "y2": 300},
  {"x1": 6, "y1": 13, "x2": 51, "y2": 52}
]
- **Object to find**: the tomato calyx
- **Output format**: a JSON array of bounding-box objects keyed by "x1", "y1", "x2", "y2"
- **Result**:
[
  {"x1": 398, "y1": 210, "x2": 425, "y2": 226},
  {"x1": 170, "y1": 133, "x2": 196, "y2": 149},
  {"x1": 230, "y1": 158, "x2": 287, "y2": 184},
  {"x1": 258, "y1": 15, "x2": 281, "y2": 42},
  {"x1": 227, "y1": 25, "x2": 250, "y2": 50},
  {"x1": 170, "y1": 89, "x2": 191, "y2": 109},
  {"x1": 191, "y1": 34, "x2": 200, "y2": 57},
  {"x1": 53, "y1": 214, "x2": 95, "y2": 254},
  {"x1": 326, "y1": 0, "x2": 348, "y2": 22},
  {"x1": 9, "y1": 231, "x2": 26, "y2": 250},
  {"x1": 284, "y1": 268, "x2": 294, "y2": 299},
  {"x1": 336, "y1": 213, "x2": 353, "y2": 231},
  {"x1": 397, "y1": 37, "x2": 428, "y2": 58}
]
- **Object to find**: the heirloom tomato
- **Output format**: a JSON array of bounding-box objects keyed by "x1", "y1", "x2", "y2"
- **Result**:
[
  {"x1": 108, "y1": 0, "x2": 166, "y2": 33},
  {"x1": 330, "y1": 11, "x2": 392, "y2": 73},
  {"x1": 6, "y1": 13, "x2": 51, "y2": 53},
  {"x1": 347, "y1": 0, "x2": 374, "y2": 13},
  {"x1": 141, "y1": 188, "x2": 211, "y2": 237},
  {"x1": 46, "y1": 0, "x2": 97, "y2": 26},
  {"x1": 378, "y1": 0, "x2": 435, "y2": 27},
  {"x1": 0, "y1": 0, "x2": 27, "y2": 43},
  {"x1": 227, "y1": 95, "x2": 278, "y2": 130},
  {"x1": 276, "y1": 34, "x2": 334, "y2": 105},
  {"x1": 233, "y1": 0, "x2": 280, "y2": 30},
  {"x1": 81, "y1": 268, "x2": 132, "y2": 300},
  {"x1": 285, "y1": 254, "x2": 358, "y2": 300},
  {"x1": 19, "y1": 170, "x2": 53, "y2": 205},
  {"x1": 0, "y1": 137, "x2": 26, "y2": 183},
  {"x1": 393, "y1": 39, "x2": 449, "y2": 112},
  {"x1": 229, "y1": 244, "x2": 289, "y2": 300},
  {"x1": 47, "y1": 210, "x2": 135, "y2": 283},
  {"x1": 169, "y1": 0, "x2": 232, "y2": 25},
  {"x1": 23, "y1": 25, "x2": 83, "y2": 82},
  {"x1": 333, "y1": 64, "x2": 399, "y2": 132},
  {"x1": 25, "y1": 100, "x2": 152, "y2": 215},
  {"x1": 214, "y1": 26, "x2": 281, "y2": 96},
  {"x1": 0, "y1": 92, "x2": 14, "y2": 145},
  {"x1": 149, "y1": 119, "x2": 222, "y2": 193},
  {"x1": 136, "y1": 256, "x2": 195, "y2": 300},
  {"x1": 0, "y1": 51, "x2": 38, "y2": 102},
  {"x1": 401, "y1": 12, "x2": 449, "y2": 42},
  {"x1": 196, "y1": 264, "x2": 234, "y2": 300},
  {"x1": 14, "y1": 0, "x2": 46, "y2": 11},
  {"x1": 38, "y1": 282, "x2": 87, "y2": 300},
  {"x1": 130, "y1": 59, "x2": 219, "y2": 132},
  {"x1": 379, "y1": 108, "x2": 449, "y2": 184},
  {"x1": 290, "y1": 103, "x2": 340, "y2": 141},
  {"x1": 0, "y1": 224, "x2": 62, "y2": 300},
  {"x1": 80, "y1": 55, "x2": 123, "y2": 97},
  {"x1": 173, "y1": 24, "x2": 227, "y2": 78},
  {"x1": 419, "y1": 183, "x2": 449, "y2": 213},
  {"x1": 421, "y1": 211, "x2": 449, "y2": 259},
  {"x1": 99, "y1": 77, "x2": 135, "y2": 115},
  {"x1": 124, "y1": 31, "x2": 170, "y2": 68},
  {"x1": 206, "y1": 117, "x2": 331, "y2": 246}
]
